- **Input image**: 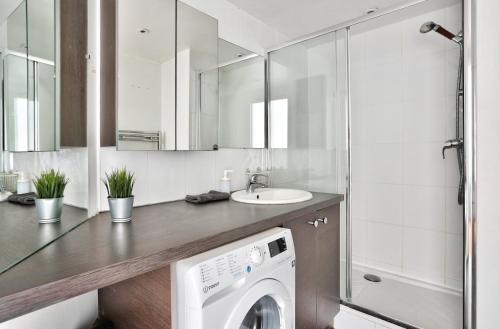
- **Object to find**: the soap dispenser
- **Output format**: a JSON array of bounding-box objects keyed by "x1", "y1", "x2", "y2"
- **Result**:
[{"x1": 219, "y1": 170, "x2": 233, "y2": 193}]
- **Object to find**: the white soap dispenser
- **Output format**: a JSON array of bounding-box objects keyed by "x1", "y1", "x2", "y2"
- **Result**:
[{"x1": 219, "y1": 170, "x2": 233, "y2": 193}]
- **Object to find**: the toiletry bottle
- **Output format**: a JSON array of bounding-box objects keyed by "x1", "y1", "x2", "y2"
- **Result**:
[
  {"x1": 17, "y1": 172, "x2": 31, "y2": 194},
  {"x1": 219, "y1": 170, "x2": 233, "y2": 193}
]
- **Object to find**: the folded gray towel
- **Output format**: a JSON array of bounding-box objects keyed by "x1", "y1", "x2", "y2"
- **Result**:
[
  {"x1": 185, "y1": 190, "x2": 230, "y2": 204},
  {"x1": 8, "y1": 193, "x2": 36, "y2": 206}
]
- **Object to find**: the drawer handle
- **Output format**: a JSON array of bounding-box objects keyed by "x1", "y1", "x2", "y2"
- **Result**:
[
  {"x1": 307, "y1": 220, "x2": 319, "y2": 228},
  {"x1": 317, "y1": 217, "x2": 328, "y2": 224}
]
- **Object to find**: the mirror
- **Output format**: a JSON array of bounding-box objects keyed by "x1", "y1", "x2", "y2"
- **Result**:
[
  {"x1": 1, "y1": 0, "x2": 58, "y2": 152},
  {"x1": 116, "y1": 0, "x2": 176, "y2": 151},
  {"x1": 218, "y1": 39, "x2": 266, "y2": 149},
  {"x1": 0, "y1": 0, "x2": 89, "y2": 274},
  {"x1": 116, "y1": 0, "x2": 219, "y2": 151},
  {"x1": 176, "y1": 2, "x2": 219, "y2": 151}
]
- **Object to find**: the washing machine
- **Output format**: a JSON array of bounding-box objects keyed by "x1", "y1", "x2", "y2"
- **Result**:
[{"x1": 172, "y1": 227, "x2": 295, "y2": 329}]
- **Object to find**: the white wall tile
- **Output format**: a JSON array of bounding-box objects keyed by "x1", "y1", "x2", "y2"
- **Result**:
[
  {"x1": 364, "y1": 221, "x2": 403, "y2": 270},
  {"x1": 352, "y1": 182, "x2": 403, "y2": 225},
  {"x1": 445, "y1": 233, "x2": 462, "y2": 284},
  {"x1": 445, "y1": 187, "x2": 463, "y2": 235},
  {"x1": 403, "y1": 185, "x2": 445, "y2": 231},
  {"x1": 403, "y1": 227, "x2": 445, "y2": 284},
  {"x1": 402, "y1": 142, "x2": 445, "y2": 186}
]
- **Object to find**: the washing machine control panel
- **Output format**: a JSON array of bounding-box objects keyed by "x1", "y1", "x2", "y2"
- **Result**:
[{"x1": 193, "y1": 232, "x2": 292, "y2": 297}]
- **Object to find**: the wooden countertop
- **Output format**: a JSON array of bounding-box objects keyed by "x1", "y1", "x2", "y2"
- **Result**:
[{"x1": 0, "y1": 193, "x2": 343, "y2": 322}]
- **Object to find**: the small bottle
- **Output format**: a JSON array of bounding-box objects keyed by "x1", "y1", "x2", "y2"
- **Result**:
[
  {"x1": 219, "y1": 170, "x2": 233, "y2": 193},
  {"x1": 17, "y1": 172, "x2": 31, "y2": 194}
]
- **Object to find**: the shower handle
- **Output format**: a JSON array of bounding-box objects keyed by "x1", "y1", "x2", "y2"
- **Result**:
[{"x1": 442, "y1": 138, "x2": 463, "y2": 159}]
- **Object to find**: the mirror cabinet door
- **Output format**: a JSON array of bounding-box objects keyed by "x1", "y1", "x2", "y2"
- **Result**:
[
  {"x1": 176, "y1": 2, "x2": 219, "y2": 151},
  {"x1": 218, "y1": 42, "x2": 266, "y2": 149},
  {"x1": 2, "y1": 0, "x2": 57, "y2": 152},
  {"x1": 116, "y1": 0, "x2": 176, "y2": 151}
]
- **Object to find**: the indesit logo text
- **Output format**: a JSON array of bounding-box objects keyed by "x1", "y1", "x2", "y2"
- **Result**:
[{"x1": 202, "y1": 282, "x2": 220, "y2": 294}]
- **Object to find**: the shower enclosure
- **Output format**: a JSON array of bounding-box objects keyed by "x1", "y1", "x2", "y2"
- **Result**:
[{"x1": 268, "y1": 0, "x2": 467, "y2": 328}]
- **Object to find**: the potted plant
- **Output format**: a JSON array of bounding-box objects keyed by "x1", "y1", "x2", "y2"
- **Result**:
[
  {"x1": 33, "y1": 169, "x2": 69, "y2": 223},
  {"x1": 103, "y1": 168, "x2": 135, "y2": 222}
]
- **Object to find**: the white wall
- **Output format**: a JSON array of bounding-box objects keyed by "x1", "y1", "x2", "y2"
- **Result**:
[
  {"x1": 349, "y1": 3, "x2": 462, "y2": 291},
  {"x1": 99, "y1": 148, "x2": 262, "y2": 211},
  {"x1": 0, "y1": 291, "x2": 97, "y2": 329},
  {"x1": 8, "y1": 148, "x2": 88, "y2": 208},
  {"x1": 475, "y1": 0, "x2": 500, "y2": 327}
]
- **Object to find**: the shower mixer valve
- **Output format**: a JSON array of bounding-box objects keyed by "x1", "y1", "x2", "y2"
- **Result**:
[{"x1": 442, "y1": 138, "x2": 463, "y2": 159}]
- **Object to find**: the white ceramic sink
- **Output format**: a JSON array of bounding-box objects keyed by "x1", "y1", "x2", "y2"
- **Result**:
[{"x1": 231, "y1": 188, "x2": 313, "y2": 205}]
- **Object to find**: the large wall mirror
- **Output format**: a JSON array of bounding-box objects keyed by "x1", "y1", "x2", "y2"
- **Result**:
[
  {"x1": 1, "y1": 0, "x2": 58, "y2": 152},
  {"x1": 0, "y1": 0, "x2": 89, "y2": 275},
  {"x1": 116, "y1": 0, "x2": 266, "y2": 151},
  {"x1": 116, "y1": 0, "x2": 176, "y2": 151}
]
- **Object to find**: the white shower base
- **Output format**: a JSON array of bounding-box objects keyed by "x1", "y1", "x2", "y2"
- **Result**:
[{"x1": 342, "y1": 266, "x2": 462, "y2": 329}]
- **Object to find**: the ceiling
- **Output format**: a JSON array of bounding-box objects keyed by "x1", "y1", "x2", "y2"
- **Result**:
[{"x1": 225, "y1": 0, "x2": 411, "y2": 38}]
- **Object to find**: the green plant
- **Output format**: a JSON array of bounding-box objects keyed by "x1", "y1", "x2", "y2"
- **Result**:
[
  {"x1": 33, "y1": 169, "x2": 69, "y2": 199},
  {"x1": 103, "y1": 168, "x2": 135, "y2": 198}
]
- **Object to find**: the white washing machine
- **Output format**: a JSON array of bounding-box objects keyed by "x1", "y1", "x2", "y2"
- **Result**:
[{"x1": 172, "y1": 227, "x2": 295, "y2": 329}]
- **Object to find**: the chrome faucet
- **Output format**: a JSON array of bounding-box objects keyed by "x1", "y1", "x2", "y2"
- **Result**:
[
  {"x1": 246, "y1": 173, "x2": 269, "y2": 193},
  {"x1": 442, "y1": 138, "x2": 463, "y2": 159}
]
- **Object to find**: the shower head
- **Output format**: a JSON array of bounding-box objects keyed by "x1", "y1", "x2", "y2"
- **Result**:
[{"x1": 420, "y1": 21, "x2": 462, "y2": 44}]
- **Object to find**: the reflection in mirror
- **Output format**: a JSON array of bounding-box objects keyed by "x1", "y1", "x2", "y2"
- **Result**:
[
  {"x1": 116, "y1": 0, "x2": 176, "y2": 151},
  {"x1": 0, "y1": 0, "x2": 89, "y2": 274},
  {"x1": 2, "y1": 0, "x2": 57, "y2": 152},
  {"x1": 176, "y1": 2, "x2": 219, "y2": 151},
  {"x1": 218, "y1": 39, "x2": 266, "y2": 149}
]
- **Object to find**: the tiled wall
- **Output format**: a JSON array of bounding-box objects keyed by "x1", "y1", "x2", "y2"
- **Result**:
[
  {"x1": 8, "y1": 148, "x2": 88, "y2": 208},
  {"x1": 349, "y1": 3, "x2": 463, "y2": 290},
  {"x1": 99, "y1": 148, "x2": 263, "y2": 211}
]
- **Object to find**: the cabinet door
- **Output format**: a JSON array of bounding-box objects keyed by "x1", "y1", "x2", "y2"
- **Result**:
[
  {"x1": 315, "y1": 205, "x2": 340, "y2": 329},
  {"x1": 284, "y1": 215, "x2": 318, "y2": 329}
]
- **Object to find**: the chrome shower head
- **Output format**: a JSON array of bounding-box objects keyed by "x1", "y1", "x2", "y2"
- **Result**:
[
  {"x1": 420, "y1": 21, "x2": 462, "y2": 44},
  {"x1": 420, "y1": 21, "x2": 438, "y2": 33}
]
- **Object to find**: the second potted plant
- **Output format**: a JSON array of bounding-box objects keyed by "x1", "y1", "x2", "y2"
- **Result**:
[
  {"x1": 33, "y1": 169, "x2": 69, "y2": 223},
  {"x1": 103, "y1": 168, "x2": 135, "y2": 222}
]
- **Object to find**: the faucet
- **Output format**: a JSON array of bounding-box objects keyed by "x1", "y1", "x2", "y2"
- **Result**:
[
  {"x1": 442, "y1": 138, "x2": 463, "y2": 159},
  {"x1": 246, "y1": 173, "x2": 269, "y2": 193}
]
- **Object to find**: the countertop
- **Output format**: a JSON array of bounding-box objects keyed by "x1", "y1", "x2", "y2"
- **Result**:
[
  {"x1": 0, "y1": 192, "x2": 343, "y2": 322},
  {"x1": 0, "y1": 203, "x2": 88, "y2": 274}
]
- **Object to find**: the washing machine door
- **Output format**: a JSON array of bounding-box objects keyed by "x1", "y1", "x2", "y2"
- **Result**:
[{"x1": 224, "y1": 279, "x2": 294, "y2": 329}]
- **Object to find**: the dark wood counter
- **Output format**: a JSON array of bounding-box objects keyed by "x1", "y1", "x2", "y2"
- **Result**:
[
  {"x1": 0, "y1": 203, "x2": 88, "y2": 275},
  {"x1": 0, "y1": 193, "x2": 343, "y2": 323}
]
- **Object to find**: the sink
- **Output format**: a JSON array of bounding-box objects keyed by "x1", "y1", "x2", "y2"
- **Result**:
[{"x1": 231, "y1": 188, "x2": 313, "y2": 205}]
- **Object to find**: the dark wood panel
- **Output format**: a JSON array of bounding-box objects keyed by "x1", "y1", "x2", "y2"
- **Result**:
[
  {"x1": 60, "y1": 0, "x2": 87, "y2": 147},
  {"x1": 316, "y1": 205, "x2": 341, "y2": 329},
  {"x1": 100, "y1": 0, "x2": 116, "y2": 147},
  {"x1": 284, "y1": 214, "x2": 318, "y2": 329},
  {"x1": 99, "y1": 266, "x2": 171, "y2": 329},
  {"x1": 0, "y1": 193, "x2": 343, "y2": 323}
]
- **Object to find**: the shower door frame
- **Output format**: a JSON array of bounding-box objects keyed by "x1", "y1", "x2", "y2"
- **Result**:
[{"x1": 265, "y1": 0, "x2": 476, "y2": 328}]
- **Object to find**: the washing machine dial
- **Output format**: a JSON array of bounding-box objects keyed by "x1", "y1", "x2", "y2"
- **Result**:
[{"x1": 249, "y1": 246, "x2": 264, "y2": 265}]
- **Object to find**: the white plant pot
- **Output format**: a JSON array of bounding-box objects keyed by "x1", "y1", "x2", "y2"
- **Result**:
[
  {"x1": 35, "y1": 197, "x2": 64, "y2": 223},
  {"x1": 108, "y1": 196, "x2": 134, "y2": 222}
]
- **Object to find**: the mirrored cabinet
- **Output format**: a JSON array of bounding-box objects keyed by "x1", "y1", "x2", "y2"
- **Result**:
[
  {"x1": 115, "y1": 0, "x2": 267, "y2": 151},
  {"x1": 1, "y1": 0, "x2": 88, "y2": 152},
  {"x1": 2, "y1": 0, "x2": 57, "y2": 152}
]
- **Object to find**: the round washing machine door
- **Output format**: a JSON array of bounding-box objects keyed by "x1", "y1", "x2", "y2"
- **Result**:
[{"x1": 224, "y1": 279, "x2": 293, "y2": 329}]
